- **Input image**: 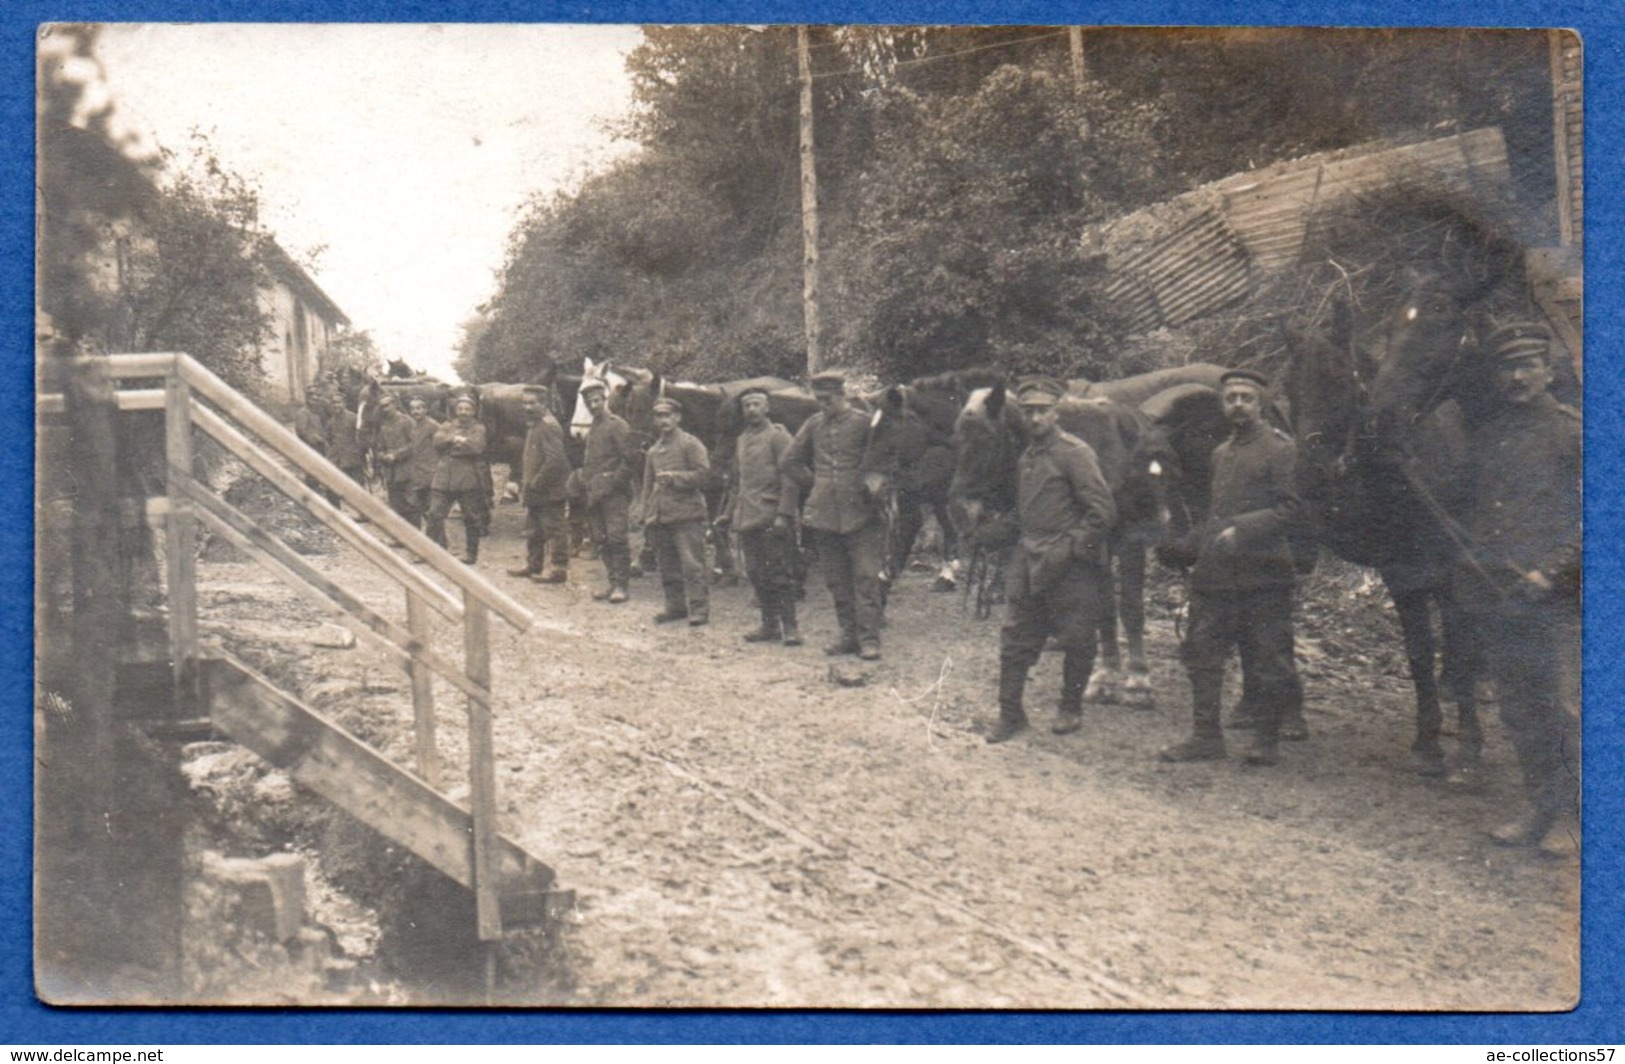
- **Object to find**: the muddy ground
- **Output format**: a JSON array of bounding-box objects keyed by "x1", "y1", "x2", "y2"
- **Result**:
[{"x1": 190, "y1": 485, "x2": 1579, "y2": 1011}]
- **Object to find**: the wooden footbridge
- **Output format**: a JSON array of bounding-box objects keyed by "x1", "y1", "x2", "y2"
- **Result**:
[{"x1": 38, "y1": 353, "x2": 565, "y2": 952}]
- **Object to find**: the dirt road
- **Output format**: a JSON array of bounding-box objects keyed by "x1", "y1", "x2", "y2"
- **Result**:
[{"x1": 202, "y1": 498, "x2": 1579, "y2": 1009}]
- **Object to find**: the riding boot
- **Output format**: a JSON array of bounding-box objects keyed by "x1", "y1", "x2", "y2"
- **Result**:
[
  {"x1": 778, "y1": 594, "x2": 802, "y2": 647},
  {"x1": 825, "y1": 601, "x2": 860, "y2": 656},
  {"x1": 1160, "y1": 670, "x2": 1226, "y2": 762},
  {"x1": 425, "y1": 517, "x2": 448, "y2": 551},
  {"x1": 743, "y1": 595, "x2": 782, "y2": 643},
  {"x1": 986, "y1": 660, "x2": 1030, "y2": 743},
  {"x1": 1052, "y1": 650, "x2": 1091, "y2": 735},
  {"x1": 462, "y1": 534, "x2": 480, "y2": 565},
  {"x1": 1244, "y1": 691, "x2": 1281, "y2": 766}
]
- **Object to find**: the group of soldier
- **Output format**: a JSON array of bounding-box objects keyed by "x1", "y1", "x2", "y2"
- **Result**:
[
  {"x1": 983, "y1": 320, "x2": 1579, "y2": 856},
  {"x1": 307, "y1": 315, "x2": 1579, "y2": 855},
  {"x1": 501, "y1": 371, "x2": 880, "y2": 657}
]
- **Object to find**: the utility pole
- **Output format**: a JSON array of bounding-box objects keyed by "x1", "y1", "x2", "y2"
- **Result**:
[
  {"x1": 797, "y1": 24, "x2": 822, "y2": 375},
  {"x1": 1069, "y1": 27, "x2": 1086, "y2": 93}
]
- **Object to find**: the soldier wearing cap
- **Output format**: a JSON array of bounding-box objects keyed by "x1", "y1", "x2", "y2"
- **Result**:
[
  {"x1": 725, "y1": 386, "x2": 802, "y2": 646},
  {"x1": 580, "y1": 377, "x2": 639, "y2": 603},
  {"x1": 506, "y1": 384, "x2": 572, "y2": 584},
  {"x1": 1160, "y1": 367, "x2": 1308, "y2": 766},
  {"x1": 372, "y1": 392, "x2": 421, "y2": 526},
  {"x1": 641, "y1": 396, "x2": 713, "y2": 625},
  {"x1": 985, "y1": 377, "x2": 1117, "y2": 743},
  {"x1": 406, "y1": 396, "x2": 440, "y2": 526},
  {"x1": 1460, "y1": 320, "x2": 1580, "y2": 853},
  {"x1": 426, "y1": 395, "x2": 489, "y2": 564},
  {"x1": 783, "y1": 370, "x2": 893, "y2": 659}
]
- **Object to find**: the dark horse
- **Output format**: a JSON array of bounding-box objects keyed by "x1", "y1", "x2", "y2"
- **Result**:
[{"x1": 1283, "y1": 279, "x2": 1486, "y2": 775}]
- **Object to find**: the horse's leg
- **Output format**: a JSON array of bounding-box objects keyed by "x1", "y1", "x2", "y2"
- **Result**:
[
  {"x1": 1437, "y1": 586, "x2": 1484, "y2": 781},
  {"x1": 932, "y1": 500, "x2": 964, "y2": 591},
  {"x1": 1085, "y1": 540, "x2": 1123, "y2": 704},
  {"x1": 1117, "y1": 539, "x2": 1154, "y2": 707},
  {"x1": 886, "y1": 491, "x2": 924, "y2": 583},
  {"x1": 1389, "y1": 583, "x2": 1446, "y2": 775}
]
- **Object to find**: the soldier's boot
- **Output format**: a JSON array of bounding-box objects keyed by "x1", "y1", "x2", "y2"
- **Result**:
[
  {"x1": 425, "y1": 518, "x2": 449, "y2": 551},
  {"x1": 986, "y1": 661, "x2": 1030, "y2": 744},
  {"x1": 1160, "y1": 672, "x2": 1226, "y2": 762},
  {"x1": 825, "y1": 601, "x2": 860, "y2": 656},
  {"x1": 743, "y1": 593, "x2": 782, "y2": 643},
  {"x1": 1052, "y1": 650, "x2": 1091, "y2": 735},
  {"x1": 778, "y1": 594, "x2": 803, "y2": 647},
  {"x1": 1244, "y1": 695, "x2": 1282, "y2": 767},
  {"x1": 462, "y1": 535, "x2": 480, "y2": 565}
]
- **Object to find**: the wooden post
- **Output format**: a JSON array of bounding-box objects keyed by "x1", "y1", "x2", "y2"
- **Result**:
[
  {"x1": 164, "y1": 375, "x2": 198, "y2": 703},
  {"x1": 797, "y1": 24, "x2": 823, "y2": 376},
  {"x1": 406, "y1": 591, "x2": 440, "y2": 787},
  {"x1": 464, "y1": 594, "x2": 500, "y2": 941}
]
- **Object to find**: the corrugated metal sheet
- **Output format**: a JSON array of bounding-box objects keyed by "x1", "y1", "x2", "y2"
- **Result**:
[
  {"x1": 1105, "y1": 211, "x2": 1251, "y2": 333},
  {"x1": 1219, "y1": 127, "x2": 1511, "y2": 273},
  {"x1": 1091, "y1": 128, "x2": 1513, "y2": 334}
]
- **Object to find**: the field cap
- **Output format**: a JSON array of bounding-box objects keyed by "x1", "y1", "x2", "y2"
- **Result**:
[
  {"x1": 1219, "y1": 368, "x2": 1270, "y2": 390},
  {"x1": 651, "y1": 397, "x2": 682, "y2": 415},
  {"x1": 1488, "y1": 320, "x2": 1552, "y2": 364},
  {"x1": 1015, "y1": 376, "x2": 1066, "y2": 407},
  {"x1": 809, "y1": 371, "x2": 846, "y2": 394}
]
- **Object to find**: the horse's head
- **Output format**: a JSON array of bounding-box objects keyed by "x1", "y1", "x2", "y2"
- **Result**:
[
  {"x1": 950, "y1": 384, "x2": 1021, "y2": 531},
  {"x1": 570, "y1": 357, "x2": 630, "y2": 439},
  {"x1": 617, "y1": 367, "x2": 663, "y2": 443},
  {"x1": 385, "y1": 357, "x2": 417, "y2": 380},
  {"x1": 1369, "y1": 271, "x2": 1483, "y2": 445}
]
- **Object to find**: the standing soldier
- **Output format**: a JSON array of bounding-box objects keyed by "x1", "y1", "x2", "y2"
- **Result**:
[
  {"x1": 293, "y1": 390, "x2": 330, "y2": 501},
  {"x1": 580, "y1": 377, "x2": 639, "y2": 603},
  {"x1": 783, "y1": 370, "x2": 891, "y2": 661},
  {"x1": 506, "y1": 385, "x2": 572, "y2": 584},
  {"x1": 425, "y1": 395, "x2": 488, "y2": 564},
  {"x1": 641, "y1": 397, "x2": 712, "y2": 626},
  {"x1": 985, "y1": 378, "x2": 1117, "y2": 743},
  {"x1": 326, "y1": 392, "x2": 367, "y2": 511},
  {"x1": 1459, "y1": 321, "x2": 1581, "y2": 853},
  {"x1": 724, "y1": 387, "x2": 802, "y2": 646},
  {"x1": 1160, "y1": 368, "x2": 1308, "y2": 766},
  {"x1": 372, "y1": 393, "x2": 419, "y2": 526},
  {"x1": 406, "y1": 397, "x2": 440, "y2": 531}
]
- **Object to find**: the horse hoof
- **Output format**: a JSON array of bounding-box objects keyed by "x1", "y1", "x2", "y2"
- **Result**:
[{"x1": 1412, "y1": 748, "x2": 1447, "y2": 777}]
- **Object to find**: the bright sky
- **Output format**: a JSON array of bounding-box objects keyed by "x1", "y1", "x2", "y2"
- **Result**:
[{"x1": 94, "y1": 23, "x2": 644, "y2": 381}]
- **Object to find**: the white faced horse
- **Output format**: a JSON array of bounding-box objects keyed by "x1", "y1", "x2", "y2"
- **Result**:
[{"x1": 570, "y1": 356, "x2": 630, "y2": 439}]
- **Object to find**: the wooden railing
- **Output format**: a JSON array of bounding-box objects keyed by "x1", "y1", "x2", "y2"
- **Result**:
[{"x1": 39, "y1": 353, "x2": 534, "y2": 940}]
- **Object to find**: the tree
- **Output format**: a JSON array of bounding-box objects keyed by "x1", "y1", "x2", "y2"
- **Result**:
[{"x1": 106, "y1": 135, "x2": 276, "y2": 393}]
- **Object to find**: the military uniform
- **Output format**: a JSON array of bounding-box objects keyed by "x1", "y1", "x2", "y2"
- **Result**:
[
  {"x1": 407, "y1": 412, "x2": 441, "y2": 524},
  {"x1": 784, "y1": 384, "x2": 891, "y2": 658},
  {"x1": 425, "y1": 416, "x2": 488, "y2": 562},
  {"x1": 582, "y1": 404, "x2": 640, "y2": 597},
  {"x1": 732, "y1": 413, "x2": 801, "y2": 644},
  {"x1": 373, "y1": 406, "x2": 420, "y2": 526},
  {"x1": 326, "y1": 402, "x2": 367, "y2": 509},
  {"x1": 991, "y1": 415, "x2": 1117, "y2": 740},
  {"x1": 518, "y1": 406, "x2": 572, "y2": 580},
  {"x1": 1167, "y1": 410, "x2": 1307, "y2": 762},
  {"x1": 1459, "y1": 388, "x2": 1581, "y2": 845},
  {"x1": 641, "y1": 420, "x2": 712, "y2": 623}
]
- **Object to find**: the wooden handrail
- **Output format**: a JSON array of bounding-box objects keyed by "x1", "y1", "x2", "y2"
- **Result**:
[
  {"x1": 37, "y1": 389, "x2": 166, "y2": 415},
  {"x1": 188, "y1": 403, "x2": 464, "y2": 622},
  {"x1": 179, "y1": 476, "x2": 494, "y2": 706},
  {"x1": 173, "y1": 355, "x2": 533, "y2": 631}
]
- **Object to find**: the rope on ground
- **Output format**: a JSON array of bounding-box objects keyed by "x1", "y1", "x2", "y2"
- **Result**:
[{"x1": 888, "y1": 652, "x2": 954, "y2": 750}]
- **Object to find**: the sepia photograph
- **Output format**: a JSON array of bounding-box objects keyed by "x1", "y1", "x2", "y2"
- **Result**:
[{"x1": 33, "y1": 23, "x2": 1583, "y2": 1012}]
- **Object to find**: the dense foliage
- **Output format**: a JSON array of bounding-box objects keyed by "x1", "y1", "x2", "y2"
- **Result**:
[
  {"x1": 461, "y1": 26, "x2": 1557, "y2": 387},
  {"x1": 39, "y1": 27, "x2": 279, "y2": 395}
]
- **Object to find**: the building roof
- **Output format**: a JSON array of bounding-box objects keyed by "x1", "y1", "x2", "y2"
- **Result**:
[{"x1": 259, "y1": 241, "x2": 350, "y2": 327}]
